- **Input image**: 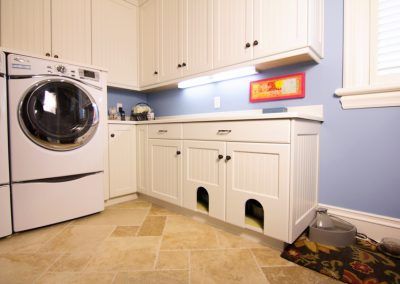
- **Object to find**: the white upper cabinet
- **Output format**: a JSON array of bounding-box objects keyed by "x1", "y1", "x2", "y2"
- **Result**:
[
  {"x1": 253, "y1": 0, "x2": 308, "y2": 58},
  {"x1": 0, "y1": 0, "x2": 91, "y2": 63},
  {"x1": 51, "y1": 0, "x2": 91, "y2": 64},
  {"x1": 159, "y1": 0, "x2": 181, "y2": 82},
  {"x1": 139, "y1": 0, "x2": 160, "y2": 86},
  {"x1": 92, "y1": 0, "x2": 139, "y2": 89},
  {"x1": 0, "y1": 0, "x2": 51, "y2": 57},
  {"x1": 213, "y1": 0, "x2": 253, "y2": 68},
  {"x1": 181, "y1": 0, "x2": 213, "y2": 76}
]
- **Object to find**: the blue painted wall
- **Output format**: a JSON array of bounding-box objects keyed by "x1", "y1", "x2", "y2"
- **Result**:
[
  {"x1": 110, "y1": 0, "x2": 400, "y2": 219},
  {"x1": 107, "y1": 87, "x2": 147, "y2": 114}
]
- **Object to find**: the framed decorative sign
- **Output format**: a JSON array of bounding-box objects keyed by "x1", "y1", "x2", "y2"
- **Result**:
[{"x1": 250, "y1": 72, "x2": 305, "y2": 102}]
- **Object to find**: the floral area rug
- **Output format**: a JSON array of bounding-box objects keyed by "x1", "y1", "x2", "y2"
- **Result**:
[{"x1": 281, "y1": 233, "x2": 400, "y2": 284}]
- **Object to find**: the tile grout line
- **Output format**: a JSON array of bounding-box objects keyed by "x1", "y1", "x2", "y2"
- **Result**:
[
  {"x1": 249, "y1": 248, "x2": 270, "y2": 283},
  {"x1": 32, "y1": 252, "x2": 65, "y2": 283},
  {"x1": 188, "y1": 250, "x2": 192, "y2": 284},
  {"x1": 111, "y1": 272, "x2": 118, "y2": 283},
  {"x1": 81, "y1": 224, "x2": 118, "y2": 273}
]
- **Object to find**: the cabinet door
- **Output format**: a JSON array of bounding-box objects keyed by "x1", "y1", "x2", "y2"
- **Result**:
[
  {"x1": 108, "y1": 125, "x2": 137, "y2": 198},
  {"x1": 92, "y1": 0, "x2": 138, "y2": 89},
  {"x1": 183, "y1": 140, "x2": 226, "y2": 220},
  {"x1": 213, "y1": 0, "x2": 253, "y2": 68},
  {"x1": 140, "y1": 0, "x2": 159, "y2": 86},
  {"x1": 136, "y1": 125, "x2": 148, "y2": 194},
  {"x1": 51, "y1": 0, "x2": 91, "y2": 63},
  {"x1": 181, "y1": 0, "x2": 213, "y2": 76},
  {"x1": 253, "y1": 0, "x2": 307, "y2": 59},
  {"x1": 148, "y1": 139, "x2": 182, "y2": 205},
  {"x1": 159, "y1": 0, "x2": 181, "y2": 82},
  {"x1": 0, "y1": 0, "x2": 51, "y2": 57},
  {"x1": 226, "y1": 142, "x2": 290, "y2": 241}
]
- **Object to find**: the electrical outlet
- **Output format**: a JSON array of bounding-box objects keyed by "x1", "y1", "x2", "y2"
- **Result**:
[
  {"x1": 117, "y1": 103, "x2": 123, "y2": 110},
  {"x1": 214, "y1": 97, "x2": 221, "y2": 109}
]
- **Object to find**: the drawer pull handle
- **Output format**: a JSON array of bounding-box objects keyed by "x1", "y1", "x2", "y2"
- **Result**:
[
  {"x1": 218, "y1": 154, "x2": 224, "y2": 160},
  {"x1": 110, "y1": 134, "x2": 115, "y2": 138},
  {"x1": 176, "y1": 151, "x2": 181, "y2": 155},
  {"x1": 158, "y1": 130, "x2": 168, "y2": 133},
  {"x1": 225, "y1": 155, "x2": 231, "y2": 161},
  {"x1": 217, "y1": 130, "x2": 231, "y2": 135}
]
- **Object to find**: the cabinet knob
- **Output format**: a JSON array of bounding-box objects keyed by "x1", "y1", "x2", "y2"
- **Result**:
[
  {"x1": 182, "y1": 62, "x2": 186, "y2": 67},
  {"x1": 245, "y1": 42, "x2": 251, "y2": 48},
  {"x1": 54, "y1": 55, "x2": 59, "y2": 58},
  {"x1": 177, "y1": 64, "x2": 182, "y2": 68},
  {"x1": 253, "y1": 40, "x2": 259, "y2": 46},
  {"x1": 176, "y1": 150, "x2": 181, "y2": 155},
  {"x1": 218, "y1": 154, "x2": 224, "y2": 160},
  {"x1": 45, "y1": 52, "x2": 51, "y2": 57},
  {"x1": 110, "y1": 134, "x2": 115, "y2": 138},
  {"x1": 154, "y1": 71, "x2": 158, "y2": 75},
  {"x1": 225, "y1": 155, "x2": 231, "y2": 161}
]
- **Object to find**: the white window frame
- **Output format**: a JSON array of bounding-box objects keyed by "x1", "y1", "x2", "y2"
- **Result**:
[{"x1": 336, "y1": 0, "x2": 400, "y2": 109}]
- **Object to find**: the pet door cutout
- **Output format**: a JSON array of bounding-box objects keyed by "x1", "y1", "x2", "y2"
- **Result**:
[
  {"x1": 196, "y1": 187, "x2": 209, "y2": 213},
  {"x1": 245, "y1": 199, "x2": 264, "y2": 230}
]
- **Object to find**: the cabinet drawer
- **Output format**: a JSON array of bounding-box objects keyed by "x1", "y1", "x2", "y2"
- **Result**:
[
  {"x1": 148, "y1": 123, "x2": 183, "y2": 139},
  {"x1": 183, "y1": 120, "x2": 291, "y2": 143}
]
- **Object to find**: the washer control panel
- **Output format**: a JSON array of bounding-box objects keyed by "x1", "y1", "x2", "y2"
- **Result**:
[{"x1": 8, "y1": 54, "x2": 104, "y2": 86}]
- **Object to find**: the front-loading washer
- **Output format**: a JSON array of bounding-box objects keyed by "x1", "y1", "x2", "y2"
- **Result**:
[
  {"x1": 0, "y1": 51, "x2": 12, "y2": 238},
  {"x1": 7, "y1": 53, "x2": 107, "y2": 231}
]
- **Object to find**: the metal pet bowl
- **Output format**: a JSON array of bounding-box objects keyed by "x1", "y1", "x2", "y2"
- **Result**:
[{"x1": 309, "y1": 216, "x2": 356, "y2": 247}]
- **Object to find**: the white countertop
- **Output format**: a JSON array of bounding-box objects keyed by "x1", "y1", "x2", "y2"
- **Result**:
[{"x1": 108, "y1": 105, "x2": 324, "y2": 125}]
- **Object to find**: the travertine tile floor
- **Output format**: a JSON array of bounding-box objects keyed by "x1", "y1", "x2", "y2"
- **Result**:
[{"x1": 0, "y1": 199, "x2": 340, "y2": 283}]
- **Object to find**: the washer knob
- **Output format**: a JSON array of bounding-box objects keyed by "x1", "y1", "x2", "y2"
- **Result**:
[{"x1": 56, "y1": 65, "x2": 66, "y2": 73}]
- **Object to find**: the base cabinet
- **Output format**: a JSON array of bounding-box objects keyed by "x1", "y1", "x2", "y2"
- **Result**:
[
  {"x1": 148, "y1": 139, "x2": 182, "y2": 205},
  {"x1": 226, "y1": 142, "x2": 290, "y2": 241},
  {"x1": 138, "y1": 118, "x2": 320, "y2": 243},
  {"x1": 108, "y1": 124, "x2": 137, "y2": 198},
  {"x1": 183, "y1": 140, "x2": 226, "y2": 220}
]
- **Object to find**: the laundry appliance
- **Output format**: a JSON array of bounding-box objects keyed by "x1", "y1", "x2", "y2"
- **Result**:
[
  {"x1": 0, "y1": 51, "x2": 12, "y2": 238},
  {"x1": 7, "y1": 53, "x2": 107, "y2": 231}
]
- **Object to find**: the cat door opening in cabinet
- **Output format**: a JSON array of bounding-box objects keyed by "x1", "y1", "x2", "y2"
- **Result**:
[
  {"x1": 196, "y1": 187, "x2": 209, "y2": 213},
  {"x1": 245, "y1": 199, "x2": 264, "y2": 230}
]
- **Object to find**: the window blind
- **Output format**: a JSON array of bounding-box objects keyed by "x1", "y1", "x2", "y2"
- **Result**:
[{"x1": 377, "y1": 0, "x2": 400, "y2": 75}]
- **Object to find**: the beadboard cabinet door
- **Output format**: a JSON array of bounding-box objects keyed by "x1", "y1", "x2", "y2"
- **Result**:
[
  {"x1": 158, "y1": 0, "x2": 181, "y2": 82},
  {"x1": 51, "y1": 0, "x2": 91, "y2": 64},
  {"x1": 139, "y1": 0, "x2": 160, "y2": 86},
  {"x1": 0, "y1": 0, "x2": 51, "y2": 57},
  {"x1": 183, "y1": 140, "x2": 226, "y2": 220},
  {"x1": 108, "y1": 124, "x2": 137, "y2": 198},
  {"x1": 181, "y1": 0, "x2": 213, "y2": 76},
  {"x1": 253, "y1": 0, "x2": 308, "y2": 59},
  {"x1": 148, "y1": 139, "x2": 182, "y2": 205},
  {"x1": 213, "y1": 0, "x2": 253, "y2": 68},
  {"x1": 92, "y1": 0, "x2": 139, "y2": 89},
  {"x1": 225, "y1": 142, "x2": 290, "y2": 241}
]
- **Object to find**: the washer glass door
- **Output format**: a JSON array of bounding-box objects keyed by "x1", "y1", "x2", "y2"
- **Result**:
[{"x1": 19, "y1": 79, "x2": 99, "y2": 151}]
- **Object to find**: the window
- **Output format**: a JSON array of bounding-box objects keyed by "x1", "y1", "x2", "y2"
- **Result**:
[
  {"x1": 336, "y1": 0, "x2": 400, "y2": 109},
  {"x1": 371, "y1": 0, "x2": 400, "y2": 83}
]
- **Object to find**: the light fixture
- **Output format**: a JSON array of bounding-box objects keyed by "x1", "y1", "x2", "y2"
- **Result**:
[{"x1": 178, "y1": 66, "x2": 258, "y2": 89}]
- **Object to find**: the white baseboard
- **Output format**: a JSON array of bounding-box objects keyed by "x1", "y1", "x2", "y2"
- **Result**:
[
  {"x1": 105, "y1": 193, "x2": 138, "y2": 207},
  {"x1": 320, "y1": 203, "x2": 400, "y2": 242}
]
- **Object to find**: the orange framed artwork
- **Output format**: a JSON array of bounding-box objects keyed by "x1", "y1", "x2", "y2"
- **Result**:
[{"x1": 249, "y1": 72, "x2": 305, "y2": 102}]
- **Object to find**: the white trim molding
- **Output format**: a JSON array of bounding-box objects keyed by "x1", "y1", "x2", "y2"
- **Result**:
[
  {"x1": 336, "y1": 0, "x2": 400, "y2": 109},
  {"x1": 320, "y1": 203, "x2": 400, "y2": 242}
]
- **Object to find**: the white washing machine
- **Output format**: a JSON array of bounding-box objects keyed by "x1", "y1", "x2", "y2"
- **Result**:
[
  {"x1": 0, "y1": 51, "x2": 12, "y2": 238},
  {"x1": 7, "y1": 53, "x2": 107, "y2": 232}
]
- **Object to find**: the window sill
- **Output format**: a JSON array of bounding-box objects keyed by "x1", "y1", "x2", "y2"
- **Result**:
[{"x1": 335, "y1": 84, "x2": 400, "y2": 109}]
